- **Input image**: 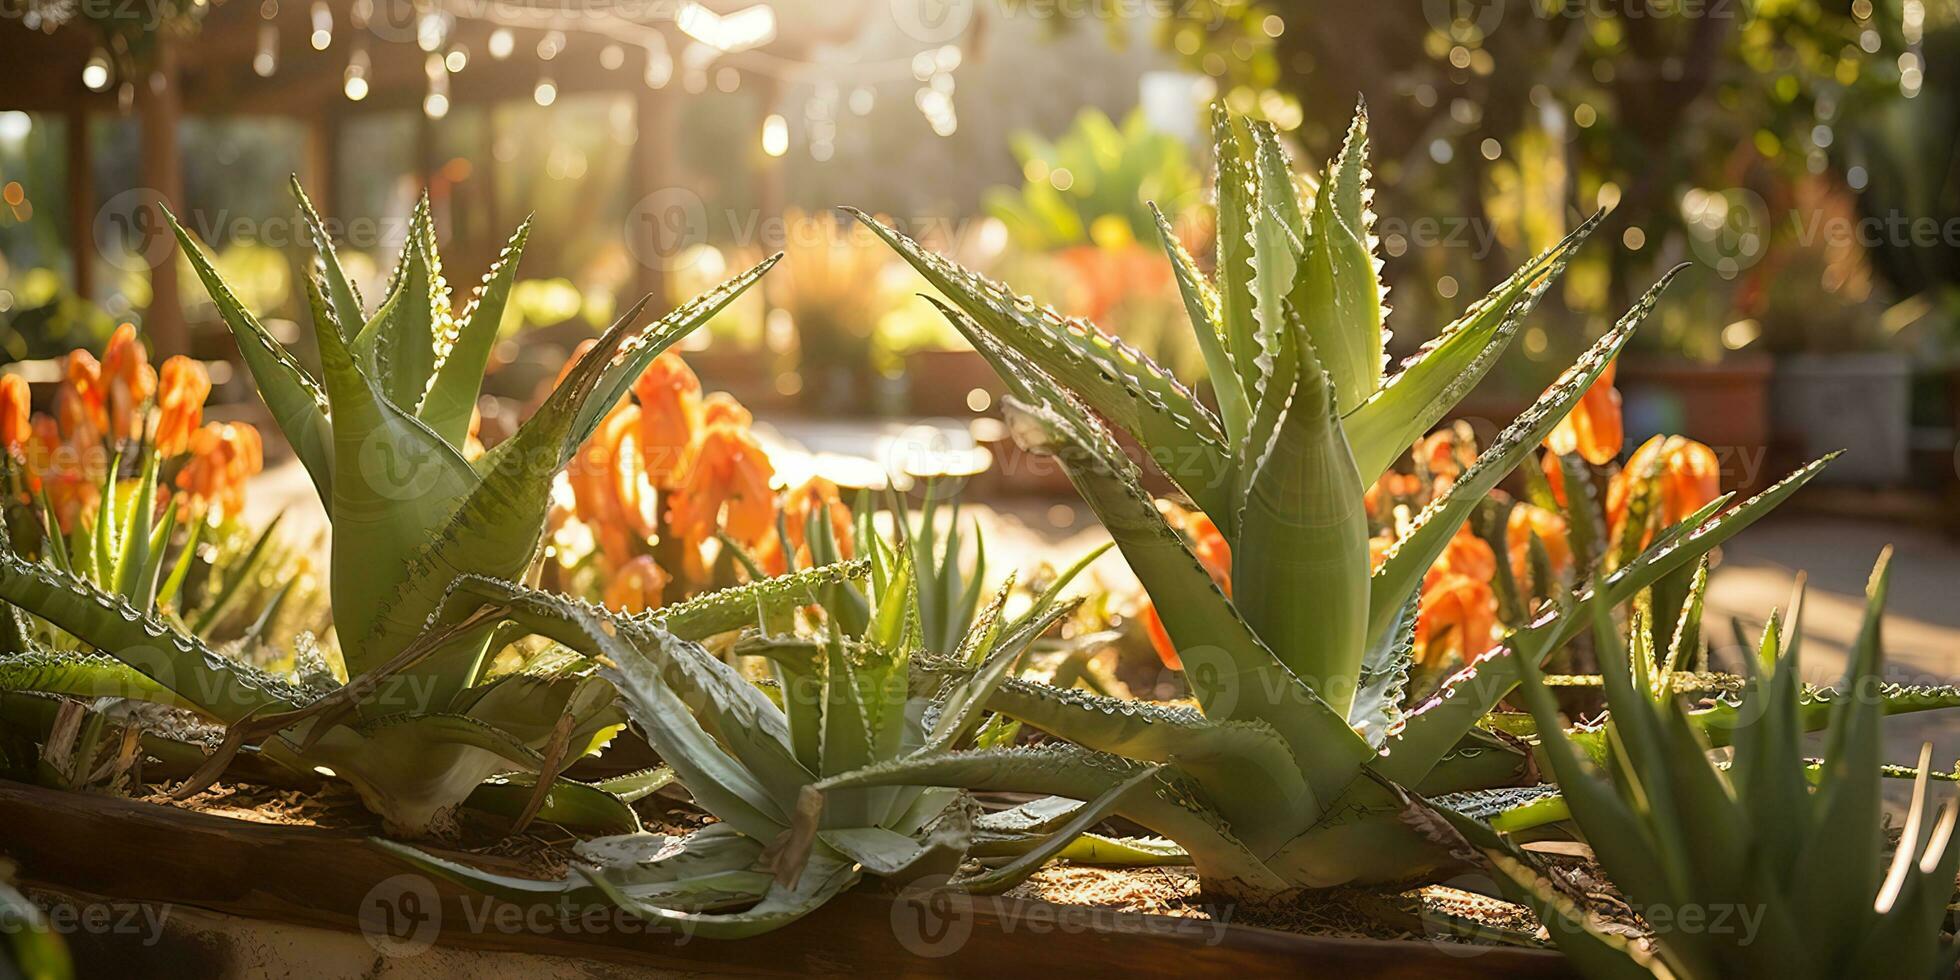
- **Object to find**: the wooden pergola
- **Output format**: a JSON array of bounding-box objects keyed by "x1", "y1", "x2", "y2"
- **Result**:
[{"x1": 0, "y1": 1, "x2": 884, "y2": 356}]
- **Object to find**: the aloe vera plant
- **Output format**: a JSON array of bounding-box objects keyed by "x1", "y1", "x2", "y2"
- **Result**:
[
  {"x1": 0, "y1": 182, "x2": 777, "y2": 834},
  {"x1": 813, "y1": 105, "x2": 1847, "y2": 899},
  {"x1": 377, "y1": 531, "x2": 1148, "y2": 936},
  {"x1": 1431, "y1": 550, "x2": 1960, "y2": 979}
]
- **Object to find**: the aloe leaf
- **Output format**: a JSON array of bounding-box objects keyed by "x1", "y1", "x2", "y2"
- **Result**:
[
  {"x1": 420, "y1": 218, "x2": 531, "y2": 446},
  {"x1": 132, "y1": 497, "x2": 177, "y2": 611},
  {"x1": 1349, "y1": 595, "x2": 1416, "y2": 746},
  {"x1": 155, "y1": 513, "x2": 203, "y2": 608},
  {"x1": 165, "y1": 208, "x2": 335, "y2": 502},
  {"x1": 1232, "y1": 313, "x2": 1369, "y2": 714},
  {"x1": 111, "y1": 455, "x2": 158, "y2": 600},
  {"x1": 570, "y1": 253, "x2": 780, "y2": 449},
  {"x1": 1212, "y1": 106, "x2": 1262, "y2": 394},
  {"x1": 1794, "y1": 551, "x2": 1891, "y2": 956},
  {"x1": 812, "y1": 743, "x2": 1284, "y2": 892},
  {"x1": 463, "y1": 772, "x2": 643, "y2": 834},
  {"x1": 0, "y1": 645, "x2": 199, "y2": 711},
  {"x1": 1377, "y1": 454, "x2": 1831, "y2": 789},
  {"x1": 1429, "y1": 805, "x2": 1665, "y2": 980},
  {"x1": 352, "y1": 195, "x2": 441, "y2": 412},
  {"x1": 956, "y1": 764, "x2": 1165, "y2": 894},
  {"x1": 862, "y1": 218, "x2": 1233, "y2": 517},
  {"x1": 302, "y1": 272, "x2": 480, "y2": 671},
  {"x1": 370, "y1": 298, "x2": 655, "y2": 681},
  {"x1": 0, "y1": 550, "x2": 304, "y2": 723},
  {"x1": 425, "y1": 576, "x2": 808, "y2": 824},
  {"x1": 1343, "y1": 211, "x2": 1604, "y2": 485},
  {"x1": 647, "y1": 560, "x2": 870, "y2": 641},
  {"x1": 986, "y1": 679, "x2": 1313, "y2": 850},
  {"x1": 1150, "y1": 203, "x2": 1246, "y2": 445},
  {"x1": 1367, "y1": 267, "x2": 1679, "y2": 648},
  {"x1": 1289, "y1": 105, "x2": 1384, "y2": 415},
  {"x1": 583, "y1": 849, "x2": 859, "y2": 941},
  {"x1": 189, "y1": 512, "x2": 282, "y2": 635},
  {"x1": 289, "y1": 176, "x2": 364, "y2": 333},
  {"x1": 988, "y1": 386, "x2": 1365, "y2": 774}
]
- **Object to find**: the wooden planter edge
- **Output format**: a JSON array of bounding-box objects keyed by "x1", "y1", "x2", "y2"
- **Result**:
[{"x1": 0, "y1": 780, "x2": 1575, "y2": 977}]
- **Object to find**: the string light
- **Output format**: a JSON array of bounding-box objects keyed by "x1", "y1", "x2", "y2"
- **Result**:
[
  {"x1": 254, "y1": 23, "x2": 278, "y2": 77},
  {"x1": 81, "y1": 47, "x2": 111, "y2": 91},
  {"x1": 424, "y1": 53, "x2": 449, "y2": 119},
  {"x1": 444, "y1": 47, "x2": 467, "y2": 73},
  {"x1": 761, "y1": 113, "x2": 788, "y2": 156},
  {"x1": 309, "y1": 0, "x2": 332, "y2": 50},
  {"x1": 644, "y1": 35, "x2": 673, "y2": 88},
  {"x1": 534, "y1": 78, "x2": 558, "y2": 107},
  {"x1": 343, "y1": 46, "x2": 370, "y2": 101},
  {"x1": 487, "y1": 27, "x2": 514, "y2": 60}
]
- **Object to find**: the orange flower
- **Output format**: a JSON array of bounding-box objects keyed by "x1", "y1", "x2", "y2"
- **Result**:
[
  {"x1": 700, "y1": 392, "x2": 752, "y2": 431},
  {"x1": 664, "y1": 425, "x2": 776, "y2": 548},
  {"x1": 1426, "y1": 523, "x2": 1497, "y2": 588},
  {"x1": 634, "y1": 352, "x2": 702, "y2": 489},
  {"x1": 174, "y1": 422, "x2": 263, "y2": 520},
  {"x1": 1506, "y1": 504, "x2": 1572, "y2": 583},
  {"x1": 153, "y1": 356, "x2": 211, "y2": 457},
  {"x1": 569, "y1": 404, "x2": 649, "y2": 570},
  {"x1": 100, "y1": 323, "x2": 156, "y2": 444},
  {"x1": 27, "y1": 416, "x2": 102, "y2": 533},
  {"x1": 603, "y1": 555, "x2": 671, "y2": 614},
  {"x1": 1142, "y1": 511, "x2": 1231, "y2": 671},
  {"x1": 1545, "y1": 359, "x2": 1623, "y2": 465},
  {"x1": 1609, "y1": 435, "x2": 1722, "y2": 540},
  {"x1": 56, "y1": 349, "x2": 106, "y2": 446},
  {"x1": 762, "y1": 476, "x2": 853, "y2": 575},
  {"x1": 0, "y1": 374, "x2": 28, "y2": 457},
  {"x1": 1416, "y1": 574, "x2": 1499, "y2": 666},
  {"x1": 1364, "y1": 470, "x2": 1421, "y2": 521}
]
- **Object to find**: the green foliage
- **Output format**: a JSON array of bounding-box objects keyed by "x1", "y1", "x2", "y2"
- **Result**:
[
  {"x1": 1435, "y1": 551, "x2": 1960, "y2": 979},
  {"x1": 842, "y1": 104, "x2": 1833, "y2": 899},
  {"x1": 983, "y1": 108, "x2": 1203, "y2": 252},
  {"x1": 0, "y1": 183, "x2": 775, "y2": 835}
]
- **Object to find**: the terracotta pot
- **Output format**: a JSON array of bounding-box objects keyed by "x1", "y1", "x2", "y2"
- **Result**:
[
  {"x1": 0, "y1": 781, "x2": 1578, "y2": 977},
  {"x1": 1616, "y1": 354, "x2": 1775, "y2": 492}
]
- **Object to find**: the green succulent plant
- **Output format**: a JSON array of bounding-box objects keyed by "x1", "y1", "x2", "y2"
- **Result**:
[
  {"x1": 815, "y1": 104, "x2": 1843, "y2": 900},
  {"x1": 0, "y1": 181, "x2": 776, "y2": 835},
  {"x1": 377, "y1": 526, "x2": 1156, "y2": 936},
  {"x1": 1432, "y1": 550, "x2": 1960, "y2": 979}
]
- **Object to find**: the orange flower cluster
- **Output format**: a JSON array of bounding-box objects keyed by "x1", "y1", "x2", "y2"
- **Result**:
[
  {"x1": 2, "y1": 330, "x2": 254, "y2": 532},
  {"x1": 558, "y1": 346, "x2": 839, "y2": 613},
  {"x1": 1347, "y1": 359, "x2": 1723, "y2": 670}
]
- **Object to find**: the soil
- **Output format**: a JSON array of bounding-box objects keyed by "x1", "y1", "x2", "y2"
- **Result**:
[
  {"x1": 121, "y1": 775, "x2": 1613, "y2": 952},
  {"x1": 1004, "y1": 863, "x2": 1574, "y2": 947}
]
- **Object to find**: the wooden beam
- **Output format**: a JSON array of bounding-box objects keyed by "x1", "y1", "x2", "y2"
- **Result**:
[
  {"x1": 137, "y1": 38, "x2": 188, "y2": 357},
  {"x1": 629, "y1": 74, "x2": 676, "y2": 315},
  {"x1": 64, "y1": 107, "x2": 94, "y2": 305}
]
